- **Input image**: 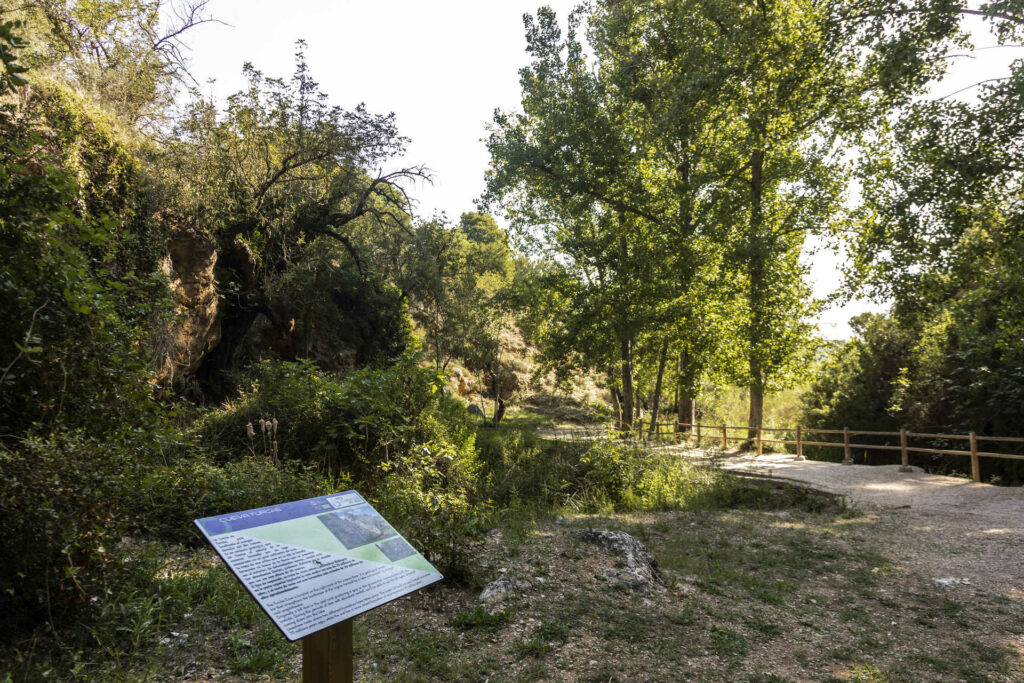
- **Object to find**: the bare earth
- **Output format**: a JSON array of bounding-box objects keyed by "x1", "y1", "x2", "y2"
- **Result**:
[
  {"x1": 536, "y1": 428, "x2": 1024, "y2": 597},
  {"x1": 719, "y1": 451, "x2": 1024, "y2": 599}
]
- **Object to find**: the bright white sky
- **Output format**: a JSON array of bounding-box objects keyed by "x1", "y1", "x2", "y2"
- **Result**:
[{"x1": 179, "y1": 1, "x2": 1020, "y2": 340}]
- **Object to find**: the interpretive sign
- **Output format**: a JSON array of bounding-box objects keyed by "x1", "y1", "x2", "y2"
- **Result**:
[{"x1": 195, "y1": 491, "x2": 442, "y2": 641}]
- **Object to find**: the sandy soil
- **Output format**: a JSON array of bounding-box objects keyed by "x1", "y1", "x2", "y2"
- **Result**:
[{"x1": 718, "y1": 451, "x2": 1024, "y2": 599}]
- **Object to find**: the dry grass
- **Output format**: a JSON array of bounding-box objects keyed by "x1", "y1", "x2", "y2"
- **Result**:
[{"x1": 145, "y1": 503, "x2": 1023, "y2": 682}]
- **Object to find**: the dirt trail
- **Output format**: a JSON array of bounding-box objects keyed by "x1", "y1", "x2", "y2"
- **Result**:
[
  {"x1": 540, "y1": 427, "x2": 1024, "y2": 597},
  {"x1": 713, "y1": 450, "x2": 1024, "y2": 599}
]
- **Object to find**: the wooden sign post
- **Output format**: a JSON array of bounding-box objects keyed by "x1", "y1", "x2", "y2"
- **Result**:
[
  {"x1": 303, "y1": 618, "x2": 353, "y2": 683},
  {"x1": 194, "y1": 491, "x2": 443, "y2": 683}
]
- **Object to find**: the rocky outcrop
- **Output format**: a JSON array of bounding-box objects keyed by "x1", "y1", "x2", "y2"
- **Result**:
[
  {"x1": 153, "y1": 228, "x2": 221, "y2": 392},
  {"x1": 573, "y1": 529, "x2": 666, "y2": 594}
]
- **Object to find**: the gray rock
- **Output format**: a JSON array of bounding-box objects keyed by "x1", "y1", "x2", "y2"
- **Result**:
[
  {"x1": 479, "y1": 576, "x2": 516, "y2": 603},
  {"x1": 573, "y1": 529, "x2": 666, "y2": 594},
  {"x1": 468, "y1": 404, "x2": 485, "y2": 417}
]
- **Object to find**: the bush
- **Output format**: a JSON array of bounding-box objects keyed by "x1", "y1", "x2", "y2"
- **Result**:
[
  {"x1": 472, "y1": 423, "x2": 756, "y2": 516},
  {"x1": 0, "y1": 433, "x2": 140, "y2": 638},
  {"x1": 578, "y1": 438, "x2": 647, "y2": 509},
  {"x1": 126, "y1": 456, "x2": 331, "y2": 545},
  {"x1": 193, "y1": 357, "x2": 445, "y2": 475},
  {"x1": 192, "y1": 358, "x2": 491, "y2": 576}
]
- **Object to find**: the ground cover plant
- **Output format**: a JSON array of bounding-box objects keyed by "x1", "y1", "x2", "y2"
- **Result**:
[
  {"x1": 6, "y1": 470, "x2": 1020, "y2": 682},
  {"x1": 4, "y1": 2, "x2": 1024, "y2": 681}
]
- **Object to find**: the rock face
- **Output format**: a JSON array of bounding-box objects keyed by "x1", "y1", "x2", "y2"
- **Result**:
[
  {"x1": 573, "y1": 529, "x2": 666, "y2": 594},
  {"x1": 153, "y1": 228, "x2": 221, "y2": 392}
]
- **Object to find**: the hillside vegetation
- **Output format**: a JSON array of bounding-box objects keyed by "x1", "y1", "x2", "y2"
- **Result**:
[{"x1": 2, "y1": 1, "x2": 1024, "y2": 679}]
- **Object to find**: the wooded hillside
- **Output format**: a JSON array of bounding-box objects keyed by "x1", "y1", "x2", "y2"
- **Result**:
[{"x1": 2, "y1": 0, "x2": 1023, "y2": 677}]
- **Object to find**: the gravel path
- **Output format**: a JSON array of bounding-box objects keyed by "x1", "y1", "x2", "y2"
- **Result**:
[
  {"x1": 538, "y1": 428, "x2": 1024, "y2": 595},
  {"x1": 717, "y1": 451, "x2": 1024, "y2": 598},
  {"x1": 721, "y1": 452, "x2": 1024, "y2": 521}
]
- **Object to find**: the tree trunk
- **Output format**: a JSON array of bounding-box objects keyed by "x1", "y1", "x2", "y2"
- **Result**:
[
  {"x1": 746, "y1": 144, "x2": 766, "y2": 440},
  {"x1": 748, "y1": 362, "x2": 764, "y2": 441},
  {"x1": 611, "y1": 385, "x2": 623, "y2": 429},
  {"x1": 493, "y1": 397, "x2": 506, "y2": 428},
  {"x1": 676, "y1": 351, "x2": 695, "y2": 434},
  {"x1": 491, "y1": 373, "x2": 502, "y2": 426},
  {"x1": 620, "y1": 338, "x2": 634, "y2": 430},
  {"x1": 648, "y1": 340, "x2": 669, "y2": 436}
]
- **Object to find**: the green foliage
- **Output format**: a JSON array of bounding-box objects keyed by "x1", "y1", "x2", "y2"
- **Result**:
[
  {"x1": 801, "y1": 315, "x2": 909, "y2": 431},
  {"x1": 10, "y1": 0, "x2": 213, "y2": 125},
  {"x1": 267, "y1": 241, "x2": 412, "y2": 370},
  {"x1": 472, "y1": 421, "x2": 792, "y2": 517},
  {"x1": 0, "y1": 83, "x2": 168, "y2": 437},
  {"x1": 448, "y1": 605, "x2": 514, "y2": 633},
  {"x1": 194, "y1": 357, "x2": 443, "y2": 472},
  {"x1": 192, "y1": 358, "x2": 489, "y2": 574},
  {"x1": 164, "y1": 49, "x2": 426, "y2": 396},
  {"x1": 399, "y1": 212, "x2": 518, "y2": 414},
  {"x1": 0, "y1": 432, "x2": 145, "y2": 638},
  {"x1": 127, "y1": 456, "x2": 329, "y2": 545},
  {"x1": 802, "y1": 311, "x2": 1024, "y2": 481},
  {"x1": 578, "y1": 439, "x2": 648, "y2": 510},
  {"x1": 0, "y1": 19, "x2": 29, "y2": 93},
  {"x1": 827, "y1": 6, "x2": 1024, "y2": 482}
]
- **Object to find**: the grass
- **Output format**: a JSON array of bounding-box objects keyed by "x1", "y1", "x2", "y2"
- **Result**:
[
  {"x1": 5, "y1": 489, "x2": 1020, "y2": 681},
  {"x1": 3, "y1": 403, "x2": 1020, "y2": 682},
  {"x1": 347, "y1": 502, "x2": 1022, "y2": 682}
]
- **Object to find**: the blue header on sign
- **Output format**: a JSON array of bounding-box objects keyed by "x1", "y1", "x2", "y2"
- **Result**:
[{"x1": 195, "y1": 490, "x2": 365, "y2": 536}]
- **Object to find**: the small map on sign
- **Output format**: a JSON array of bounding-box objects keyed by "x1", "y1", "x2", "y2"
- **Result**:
[{"x1": 194, "y1": 491, "x2": 442, "y2": 641}]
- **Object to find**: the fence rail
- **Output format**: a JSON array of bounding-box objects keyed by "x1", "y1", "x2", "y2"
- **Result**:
[{"x1": 629, "y1": 419, "x2": 1024, "y2": 482}]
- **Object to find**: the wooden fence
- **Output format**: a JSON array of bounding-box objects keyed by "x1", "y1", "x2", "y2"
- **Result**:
[{"x1": 631, "y1": 419, "x2": 1024, "y2": 483}]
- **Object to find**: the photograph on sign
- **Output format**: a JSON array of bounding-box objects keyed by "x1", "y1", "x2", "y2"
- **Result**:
[{"x1": 194, "y1": 491, "x2": 442, "y2": 641}]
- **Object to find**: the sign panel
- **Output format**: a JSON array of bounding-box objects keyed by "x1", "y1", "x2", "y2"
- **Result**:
[{"x1": 195, "y1": 491, "x2": 442, "y2": 641}]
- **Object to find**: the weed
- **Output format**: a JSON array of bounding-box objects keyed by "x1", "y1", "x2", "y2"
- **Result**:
[
  {"x1": 709, "y1": 625, "x2": 750, "y2": 656},
  {"x1": 447, "y1": 605, "x2": 513, "y2": 634}
]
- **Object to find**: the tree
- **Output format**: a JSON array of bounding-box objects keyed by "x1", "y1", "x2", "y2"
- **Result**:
[
  {"x1": 164, "y1": 47, "x2": 428, "y2": 397},
  {"x1": 399, "y1": 212, "x2": 513, "y2": 371},
  {"x1": 589, "y1": 0, "x2": 974, "y2": 437},
  {"x1": 485, "y1": 7, "x2": 723, "y2": 429},
  {"x1": 8, "y1": 0, "x2": 217, "y2": 127},
  {"x1": 841, "y1": 9, "x2": 1024, "y2": 440}
]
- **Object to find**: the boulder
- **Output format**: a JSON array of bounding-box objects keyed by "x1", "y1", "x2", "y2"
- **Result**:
[
  {"x1": 573, "y1": 529, "x2": 666, "y2": 594},
  {"x1": 478, "y1": 576, "x2": 516, "y2": 603}
]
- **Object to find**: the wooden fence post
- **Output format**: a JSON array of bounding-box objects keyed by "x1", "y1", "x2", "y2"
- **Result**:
[
  {"x1": 696, "y1": 422, "x2": 701, "y2": 447},
  {"x1": 899, "y1": 427, "x2": 910, "y2": 472},
  {"x1": 721, "y1": 423, "x2": 728, "y2": 450},
  {"x1": 842, "y1": 427, "x2": 852, "y2": 465},
  {"x1": 756, "y1": 426, "x2": 762, "y2": 456},
  {"x1": 970, "y1": 431, "x2": 980, "y2": 483},
  {"x1": 303, "y1": 619, "x2": 353, "y2": 683},
  {"x1": 796, "y1": 425, "x2": 803, "y2": 460}
]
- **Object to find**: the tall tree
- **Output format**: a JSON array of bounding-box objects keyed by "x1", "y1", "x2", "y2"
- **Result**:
[
  {"x1": 485, "y1": 7, "x2": 725, "y2": 428},
  {"x1": 399, "y1": 212, "x2": 513, "y2": 372},
  {"x1": 165, "y1": 48, "x2": 428, "y2": 396},
  {"x1": 591, "y1": 0, "x2": 968, "y2": 436}
]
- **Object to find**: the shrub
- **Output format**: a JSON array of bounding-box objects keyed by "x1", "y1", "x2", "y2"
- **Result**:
[
  {"x1": 0, "y1": 433, "x2": 139, "y2": 638},
  {"x1": 126, "y1": 456, "x2": 332, "y2": 545},
  {"x1": 192, "y1": 358, "x2": 490, "y2": 576},
  {"x1": 473, "y1": 422, "x2": 588, "y2": 508},
  {"x1": 193, "y1": 357, "x2": 445, "y2": 475},
  {"x1": 578, "y1": 438, "x2": 646, "y2": 510}
]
